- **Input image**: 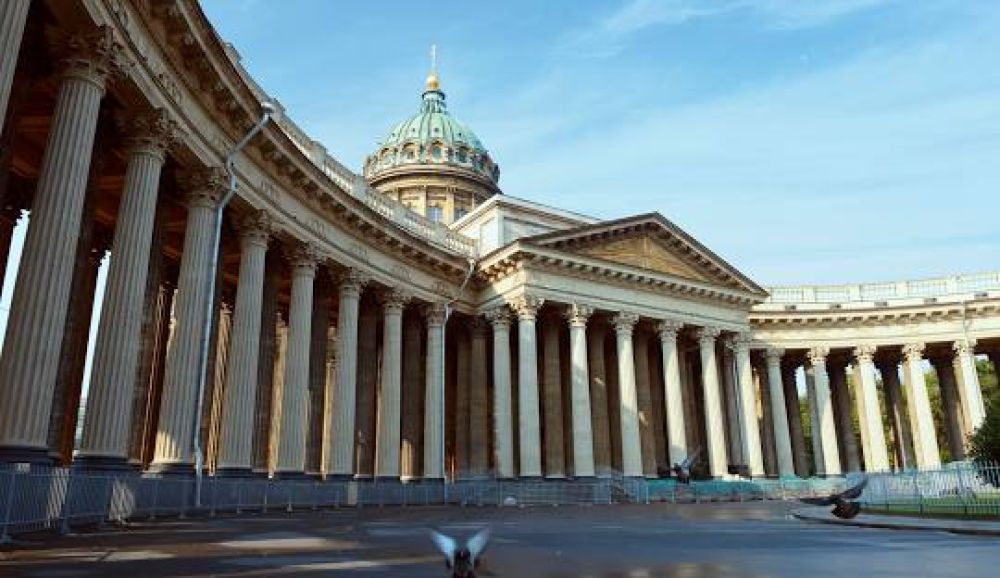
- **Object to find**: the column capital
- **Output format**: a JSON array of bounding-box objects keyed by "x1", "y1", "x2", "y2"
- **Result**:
[
  {"x1": 807, "y1": 346, "x2": 830, "y2": 366},
  {"x1": 902, "y1": 342, "x2": 925, "y2": 361},
  {"x1": 337, "y1": 268, "x2": 369, "y2": 296},
  {"x1": 381, "y1": 288, "x2": 411, "y2": 314},
  {"x1": 727, "y1": 332, "x2": 752, "y2": 353},
  {"x1": 655, "y1": 319, "x2": 684, "y2": 341},
  {"x1": 236, "y1": 210, "x2": 271, "y2": 248},
  {"x1": 509, "y1": 295, "x2": 544, "y2": 320},
  {"x1": 483, "y1": 305, "x2": 513, "y2": 328},
  {"x1": 117, "y1": 108, "x2": 181, "y2": 160},
  {"x1": 612, "y1": 311, "x2": 639, "y2": 336},
  {"x1": 764, "y1": 347, "x2": 784, "y2": 362},
  {"x1": 953, "y1": 338, "x2": 977, "y2": 356},
  {"x1": 566, "y1": 303, "x2": 594, "y2": 327},
  {"x1": 695, "y1": 326, "x2": 721, "y2": 346},
  {"x1": 53, "y1": 25, "x2": 127, "y2": 89},
  {"x1": 467, "y1": 315, "x2": 490, "y2": 335},
  {"x1": 424, "y1": 302, "x2": 448, "y2": 326},
  {"x1": 285, "y1": 243, "x2": 320, "y2": 273},
  {"x1": 179, "y1": 166, "x2": 227, "y2": 209},
  {"x1": 853, "y1": 344, "x2": 877, "y2": 364}
]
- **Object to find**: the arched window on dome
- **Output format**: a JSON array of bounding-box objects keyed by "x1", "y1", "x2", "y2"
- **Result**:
[
  {"x1": 432, "y1": 145, "x2": 443, "y2": 160},
  {"x1": 456, "y1": 148, "x2": 468, "y2": 163},
  {"x1": 405, "y1": 147, "x2": 416, "y2": 162}
]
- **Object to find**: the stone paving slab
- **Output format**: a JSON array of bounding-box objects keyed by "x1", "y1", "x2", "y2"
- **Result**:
[{"x1": 793, "y1": 506, "x2": 1000, "y2": 537}]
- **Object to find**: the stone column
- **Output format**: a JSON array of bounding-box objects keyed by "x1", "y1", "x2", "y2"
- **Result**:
[
  {"x1": 251, "y1": 251, "x2": 280, "y2": 474},
  {"x1": 587, "y1": 319, "x2": 612, "y2": 476},
  {"x1": 954, "y1": 339, "x2": 985, "y2": 435},
  {"x1": 330, "y1": 270, "x2": 366, "y2": 477},
  {"x1": 215, "y1": 212, "x2": 270, "y2": 474},
  {"x1": 541, "y1": 313, "x2": 565, "y2": 478},
  {"x1": 150, "y1": 168, "x2": 224, "y2": 472},
  {"x1": 0, "y1": 206, "x2": 23, "y2": 290},
  {"x1": 468, "y1": 317, "x2": 489, "y2": 477},
  {"x1": 853, "y1": 346, "x2": 890, "y2": 472},
  {"x1": 423, "y1": 302, "x2": 447, "y2": 480},
  {"x1": 808, "y1": 348, "x2": 841, "y2": 476},
  {"x1": 696, "y1": 327, "x2": 727, "y2": 478},
  {"x1": 781, "y1": 360, "x2": 808, "y2": 477},
  {"x1": 929, "y1": 354, "x2": 966, "y2": 461},
  {"x1": 400, "y1": 310, "x2": 423, "y2": 481},
  {"x1": 720, "y1": 349, "x2": 741, "y2": 467},
  {"x1": 0, "y1": 0, "x2": 30, "y2": 137},
  {"x1": 828, "y1": 357, "x2": 860, "y2": 472},
  {"x1": 454, "y1": 323, "x2": 470, "y2": 475},
  {"x1": 633, "y1": 328, "x2": 657, "y2": 478},
  {"x1": 656, "y1": 321, "x2": 687, "y2": 469},
  {"x1": 804, "y1": 365, "x2": 822, "y2": 474},
  {"x1": 732, "y1": 334, "x2": 764, "y2": 477},
  {"x1": 275, "y1": 246, "x2": 317, "y2": 475},
  {"x1": 764, "y1": 350, "x2": 795, "y2": 477},
  {"x1": 755, "y1": 358, "x2": 777, "y2": 477},
  {"x1": 0, "y1": 29, "x2": 119, "y2": 462},
  {"x1": 321, "y1": 328, "x2": 338, "y2": 476},
  {"x1": 512, "y1": 296, "x2": 544, "y2": 477},
  {"x1": 613, "y1": 312, "x2": 642, "y2": 478},
  {"x1": 305, "y1": 271, "x2": 331, "y2": 476},
  {"x1": 567, "y1": 304, "x2": 595, "y2": 478},
  {"x1": 877, "y1": 356, "x2": 913, "y2": 470},
  {"x1": 77, "y1": 110, "x2": 176, "y2": 468},
  {"x1": 485, "y1": 306, "x2": 514, "y2": 478},
  {"x1": 902, "y1": 343, "x2": 940, "y2": 469},
  {"x1": 375, "y1": 289, "x2": 407, "y2": 479},
  {"x1": 354, "y1": 297, "x2": 378, "y2": 478}
]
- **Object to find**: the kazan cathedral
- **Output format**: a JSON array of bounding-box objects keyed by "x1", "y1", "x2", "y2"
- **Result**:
[{"x1": 0, "y1": 0, "x2": 998, "y2": 488}]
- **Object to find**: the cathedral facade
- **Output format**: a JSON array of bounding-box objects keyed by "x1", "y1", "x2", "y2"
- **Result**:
[{"x1": 0, "y1": 0, "x2": 997, "y2": 482}]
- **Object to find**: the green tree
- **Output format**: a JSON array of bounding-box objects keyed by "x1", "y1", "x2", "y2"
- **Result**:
[{"x1": 968, "y1": 395, "x2": 1000, "y2": 486}]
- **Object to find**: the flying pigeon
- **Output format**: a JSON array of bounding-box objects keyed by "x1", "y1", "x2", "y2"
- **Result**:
[
  {"x1": 430, "y1": 527, "x2": 490, "y2": 578},
  {"x1": 672, "y1": 447, "x2": 701, "y2": 484},
  {"x1": 799, "y1": 476, "x2": 868, "y2": 519}
]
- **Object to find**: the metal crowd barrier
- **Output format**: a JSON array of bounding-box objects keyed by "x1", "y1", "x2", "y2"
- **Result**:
[
  {"x1": 860, "y1": 462, "x2": 1000, "y2": 517},
  {"x1": 1, "y1": 464, "x2": 851, "y2": 541}
]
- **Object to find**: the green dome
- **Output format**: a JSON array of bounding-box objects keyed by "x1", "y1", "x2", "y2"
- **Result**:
[{"x1": 365, "y1": 84, "x2": 499, "y2": 185}]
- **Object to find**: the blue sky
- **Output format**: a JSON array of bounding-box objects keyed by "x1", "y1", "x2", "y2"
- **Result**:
[{"x1": 207, "y1": 1, "x2": 998, "y2": 284}]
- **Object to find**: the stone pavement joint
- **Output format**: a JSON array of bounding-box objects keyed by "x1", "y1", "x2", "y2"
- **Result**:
[{"x1": 792, "y1": 507, "x2": 1000, "y2": 537}]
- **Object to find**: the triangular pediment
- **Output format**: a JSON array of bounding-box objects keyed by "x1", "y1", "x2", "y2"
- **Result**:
[{"x1": 522, "y1": 213, "x2": 767, "y2": 296}]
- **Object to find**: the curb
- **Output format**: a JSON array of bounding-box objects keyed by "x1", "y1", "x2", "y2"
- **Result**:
[{"x1": 792, "y1": 509, "x2": 1000, "y2": 537}]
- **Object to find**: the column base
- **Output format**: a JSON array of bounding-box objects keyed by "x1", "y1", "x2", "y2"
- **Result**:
[
  {"x1": 73, "y1": 455, "x2": 134, "y2": 472},
  {"x1": 0, "y1": 445, "x2": 54, "y2": 466}
]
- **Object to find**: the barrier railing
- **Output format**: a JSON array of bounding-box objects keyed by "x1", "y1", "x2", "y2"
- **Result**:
[
  {"x1": 860, "y1": 462, "x2": 1000, "y2": 517},
  {"x1": 0, "y1": 465, "x2": 848, "y2": 540}
]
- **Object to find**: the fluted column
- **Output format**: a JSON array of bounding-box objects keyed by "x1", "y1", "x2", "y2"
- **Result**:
[
  {"x1": 454, "y1": 323, "x2": 470, "y2": 475},
  {"x1": 804, "y1": 365, "x2": 823, "y2": 474},
  {"x1": 423, "y1": 302, "x2": 447, "y2": 480},
  {"x1": 587, "y1": 319, "x2": 612, "y2": 475},
  {"x1": 878, "y1": 356, "x2": 913, "y2": 470},
  {"x1": 150, "y1": 168, "x2": 225, "y2": 471},
  {"x1": 77, "y1": 111, "x2": 176, "y2": 468},
  {"x1": 808, "y1": 348, "x2": 841, "y2": 475},
  {"x1": 541, "y1": 312, "x2": 565, "y2": 478},
  {"x1": 954, "y1": 339, "x2": 985, "y2": 435},
  {"x1": 764, "y1": 350, "x2": 794, "y2": 477},
  {"x1": 632, "y1": 328, "x2": 657, "y2": 477},
  {"x1": 929, "y1": 354, "x2": 965, "y2": 461},
  {"x1": 0, "y1": 29, "x2": 119, "y2": 462},
  {"x1": 330, "y1": 270, "x2": 366, "y2": 477},
  {"x1": 612, "y1": 312, "x2": 642, "y2": 478},
  {"x1": 354, "y1": 298, "x2": 378, "y2": 477},
  {"x1": 567, "y1": 305, "x2": 595, "y2": 478},
  {"x1": 321, "y1": 328, "x2": 338, "y2": 476},
  {"x1": 696, "y1": 327, "x2": 727, "y2": 478},
  {"x1": 853, "y1": 346, "x2": 889, "y2": 471},
  {"x1": 512, "y1": 296, "x2": 544, "y2": 477},
  {"x1": 485, "y1": 306, "x2": 514, "y2": 478},
  {"x1": 655, "y1": 320, "x2": 687, "y2": 469},
  {"x1": 828, "y1": 357, "x2": 860, "y2": 472},
  {"x1": 400, "y1": 311, "x2": 423, "y2": 481},
  {"x1": 902, "y1": 343, "x2": 940, "y2": 469},
  {"x1": 275, "y1": 246, "x2": 317, "y2": 475},
  {"x1": 781, "y1": 360, "x2": 808, "y2": 477},
  {"x1": 468, "y1": 317, "x2": 489, "y2": 477},
  {"x1": 731, "y1": 334, "x2": 763, "y2": 477},
  {"x1": 215, "y1": 212, "x2": 270, "y2": 474},
  {"x1": 0, "y1": 0, "x2": 30, "y2": 137},
  {"x1": 375, "y1": 289, "x2": 408, "y2": 479}
]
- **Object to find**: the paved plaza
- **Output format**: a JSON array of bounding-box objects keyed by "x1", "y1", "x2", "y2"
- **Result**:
[{"x1": 2, "y1": 502, "x2": 998, "y2": 577}]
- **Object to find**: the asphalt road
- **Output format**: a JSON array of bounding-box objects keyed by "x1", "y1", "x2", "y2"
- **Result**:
[{"x1": 1, "y1": 502, "x2": 997, "y2": 577}]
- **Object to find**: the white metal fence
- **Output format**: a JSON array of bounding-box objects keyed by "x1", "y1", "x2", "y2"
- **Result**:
[
  {"x1": 860, "y1": 462, "x2": 1000, "y2": 517},
  {"x1": 1, "y1": 465, "x2": 848, "y2": 541}
]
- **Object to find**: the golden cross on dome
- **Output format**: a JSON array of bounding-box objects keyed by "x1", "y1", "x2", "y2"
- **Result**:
[{"x1": 426, "y1": 43, "x2": 441, "y2": 91}]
